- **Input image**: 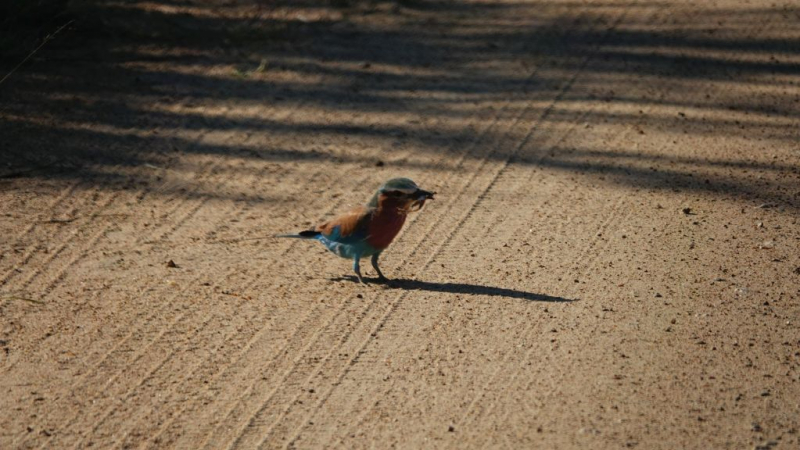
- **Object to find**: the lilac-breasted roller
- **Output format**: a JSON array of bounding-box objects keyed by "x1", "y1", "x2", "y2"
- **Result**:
[{"x1": 277, "y1": 178, "x2": 435, "y2": 284}]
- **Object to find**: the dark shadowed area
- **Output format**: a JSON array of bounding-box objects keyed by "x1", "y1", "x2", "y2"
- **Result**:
[{"x1": 2, "y1": 0, "x2": 798, "y2": 207}]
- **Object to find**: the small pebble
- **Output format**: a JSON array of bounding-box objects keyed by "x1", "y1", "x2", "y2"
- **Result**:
[{"x1": 758, "y1": 240, "x2": 775, "y2": 249}]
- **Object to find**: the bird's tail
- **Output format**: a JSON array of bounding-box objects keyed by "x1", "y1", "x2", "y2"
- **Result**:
[{"x1": 274, "y1": 230, "x2": 321, "y2": 239}]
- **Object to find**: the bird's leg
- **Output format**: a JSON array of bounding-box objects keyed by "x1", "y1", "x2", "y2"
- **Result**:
[
  {"x1": 371, "y1": 253, "x2": 388, "y2": 282},
  {"x1": 353, "y1": 257, "x2": 367, "y2": 285}
]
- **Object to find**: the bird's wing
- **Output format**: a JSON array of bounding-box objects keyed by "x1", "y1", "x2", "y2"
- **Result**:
[{"x1": 315, "y1": 206, "x2": 373, "y2": 244}]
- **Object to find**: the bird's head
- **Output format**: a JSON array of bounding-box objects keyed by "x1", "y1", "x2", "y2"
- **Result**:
[{"x1": 368, "y1": 177, "x2": 435, "y2": 213}]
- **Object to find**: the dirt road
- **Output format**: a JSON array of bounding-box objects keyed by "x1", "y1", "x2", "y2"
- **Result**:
[{"x1": 1, "y1": 0, "x2": 799, "y2": 448}]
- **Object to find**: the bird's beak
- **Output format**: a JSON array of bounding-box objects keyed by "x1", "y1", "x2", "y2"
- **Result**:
[{"x1": 416, "y1": 189, "x2": 435, "y2": 200}]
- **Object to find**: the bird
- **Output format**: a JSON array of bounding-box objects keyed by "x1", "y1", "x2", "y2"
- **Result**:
[{"x1": 276, "y1": 178, "x2": 435, "y2": 284}]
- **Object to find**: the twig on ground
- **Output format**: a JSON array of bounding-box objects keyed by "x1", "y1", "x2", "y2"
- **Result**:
[
  {"x1": 0, "y1": 20, "x2": 74, "y2": 87},
  {"x1": 1, "y1": 295, "x2": 45, "y2": 305}
]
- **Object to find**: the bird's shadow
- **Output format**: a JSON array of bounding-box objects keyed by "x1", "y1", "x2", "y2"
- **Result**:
[{"x1": 330, "y1": 276, "x2": 576, "y2": 303}]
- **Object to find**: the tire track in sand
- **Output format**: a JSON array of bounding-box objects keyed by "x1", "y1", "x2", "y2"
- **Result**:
[
  {"x1": 73, "y1": 82, "x2": 488, "y2": 448},
  {"x1": 242, "y1": 30, "x2": 584, "y2": 447},
  {"x1": 465, "y1": 6, "x2": 708, "y2": 446},
  {"x1": 186, "y1": 94, "x2": 516, "y2": 450},
  {"x1": 118, "y1": 93, "x2": 494, "y2": 448},
  {"x1": 452, "y1": 8, "x2": 681, "y2": 446},
  {"x1": 296, "y1": 5, "x2": 655, "y2": 448},
  {"x1": 0, "y1": 180, "x2": 81, "y2": 288},
  {"x1": 25, "y1": 113, "x2": 354, "y2": 450},
  {"x1": 13, "y1": 102, "x2": 302, "y2": 449}
]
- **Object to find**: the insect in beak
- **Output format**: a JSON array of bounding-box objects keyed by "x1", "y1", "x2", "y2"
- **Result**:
[{"x1": 409, "y1": 189, "x2": 436, "y2": 211}]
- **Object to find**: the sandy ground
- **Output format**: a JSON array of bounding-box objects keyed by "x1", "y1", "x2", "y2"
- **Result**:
[{"x1": 1, "y1": 0, "x2": 799, "y2": 448}]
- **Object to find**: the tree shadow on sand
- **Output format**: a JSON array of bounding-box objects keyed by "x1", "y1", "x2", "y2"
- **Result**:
[{"x1": 330, "y1": 276, "x2": 576, "y2": 303}]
